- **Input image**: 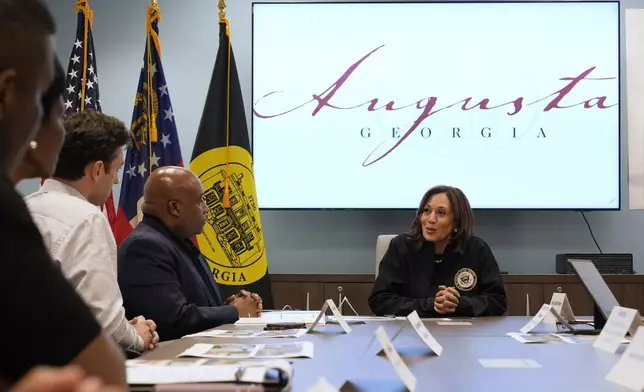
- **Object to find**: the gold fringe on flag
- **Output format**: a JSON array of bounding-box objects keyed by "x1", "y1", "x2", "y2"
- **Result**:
[
  {"x1": 145, "y1": 1, "x2": 162, "y2": 173},
  {"x1": 76, "y1": 0, "x2": 92, "y2": 112}
]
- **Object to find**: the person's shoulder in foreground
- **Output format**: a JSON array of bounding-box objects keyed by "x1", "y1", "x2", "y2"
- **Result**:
[
  {"x1": 0, "y1": 176, "x2": 101, "y2": 385},
  {"x1": 7, "y1": 366, "x2": 122, "y2": 392},
  {"x1": 0, "y1": 0, "x2": 126, "y2": 387}
]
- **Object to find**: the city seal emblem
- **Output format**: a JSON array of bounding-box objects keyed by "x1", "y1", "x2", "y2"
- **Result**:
[
  {"x1": 454, "y1": 268, "x2": 477, "y2": 291},
  {"x1": 189, "y1": 145, "x2": 267, "y2": 286}
]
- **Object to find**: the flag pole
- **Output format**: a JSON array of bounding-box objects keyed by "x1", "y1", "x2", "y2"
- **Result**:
[{"x1": 218, "y1": 0, "x2": 232, "y2": 208}]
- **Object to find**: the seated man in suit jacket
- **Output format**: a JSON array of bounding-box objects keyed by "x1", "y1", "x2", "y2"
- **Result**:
[{"x1": 117, "y1": 166, "x2": 260, "y2": 340}]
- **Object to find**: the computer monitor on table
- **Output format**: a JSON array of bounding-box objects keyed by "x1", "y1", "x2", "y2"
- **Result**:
[{"x1": 568, "y1": 259, "x2": 620, "y2": 330}]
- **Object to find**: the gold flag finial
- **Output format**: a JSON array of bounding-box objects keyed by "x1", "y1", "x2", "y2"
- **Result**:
[
  {"x1": 218, "y1": 0, "x2": 226, "y2": 20},
  {"x1": 152, "y1": 0, "x2": 157, "y2": 4}
]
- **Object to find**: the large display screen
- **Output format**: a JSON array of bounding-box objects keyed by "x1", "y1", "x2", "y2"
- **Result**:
[{"x1": 252, "y1": 2, "x2": 620, "y2": 209}]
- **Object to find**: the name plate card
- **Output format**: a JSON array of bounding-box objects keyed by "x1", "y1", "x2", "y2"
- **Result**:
[
  {"x1": 375, "y1": 326, "x2": 417, "y2": 392},
  {"x1": 307, "y1": 299, "x2": 352, "y2": 334},
  {"x1": 594, "y1": 307, "x2": 642, "y2": 354},
  {"x1": 406, "y1": 311, "x2": 443, "y2": 355},
  {"x1": 606, "y1": 326, "x2": 644, "y2": 391},
  {"x1": 327, "y1": 299, "x2": 352, "y2": 333},
  {"x1": 519, "y1": 304, "x2": 553, "y2": 334},
  {"x1": 543, "y1": 293, "x2": 575, "y2": 325}
]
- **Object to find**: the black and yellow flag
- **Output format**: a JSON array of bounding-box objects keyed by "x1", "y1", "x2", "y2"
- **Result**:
[{"x1": 189, "y1": 3, "x2": 273, "y2": 308}]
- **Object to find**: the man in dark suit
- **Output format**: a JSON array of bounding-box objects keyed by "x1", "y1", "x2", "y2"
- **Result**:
[{"x1": 117, "y1": 166, "x2": 260, "y2": 341}]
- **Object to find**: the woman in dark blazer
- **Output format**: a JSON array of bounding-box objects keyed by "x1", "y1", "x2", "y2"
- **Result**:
[{"x1": 369, "y1": 185, "x2": 507, "y2": 317}]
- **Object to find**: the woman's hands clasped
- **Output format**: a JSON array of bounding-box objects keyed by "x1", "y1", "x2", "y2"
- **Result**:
[{"x1": 434, "y1": 285, "x2": 460, "y2": 314}]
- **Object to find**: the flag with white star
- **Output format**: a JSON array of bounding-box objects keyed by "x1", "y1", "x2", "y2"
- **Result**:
[
  {"x1": 61, "y1": 0, "x2": 117, "y2": 233},
  {"x1": 63, "y1": 1, "x2": 101, "y2": 115},
  {"x1": 114, "y1": 2, "x2": 183, "y2": 246}
]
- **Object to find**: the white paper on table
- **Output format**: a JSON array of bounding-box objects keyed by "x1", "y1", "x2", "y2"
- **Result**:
[
  {"x1": 478, "y1": 358, "x2": 542, "y2": 369},
  {"x1": 235, "y1": 310, "x2": 325, "y2": 325},
  {"x1": 178, "y1": 342, "x2": 314, "y2": 359},
  {"x1": 183, "y1": 328, "x2": 307, "y2": 339},
  {"x1": 127, "y1": 365, "x2": 241, "y2": 384},
  {"x1": 126, "y1": 358, "x2": 208, "y2": 367},
  {"x1": 126, "y1": 359, "x2": 293, "y2": 385},
  {"x1": 507, "y1": 332, "x2": 564, "y2": 344},
  {"x1": 553, "y1": 334, "x2": 630, "y2": 345}
]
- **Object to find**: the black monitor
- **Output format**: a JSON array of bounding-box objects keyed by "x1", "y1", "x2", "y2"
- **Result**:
[{"x1": 567, "y1": 259, "x2": 620, "y2": 330}]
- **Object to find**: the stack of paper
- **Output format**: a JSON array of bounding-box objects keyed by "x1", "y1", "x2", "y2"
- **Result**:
[
  {"x1": 235, "y1": 310, "x2": 325, "y2": 325},
  {"x1": 179, "y1": 342, "x2": 314, "y2": 359},
  {"x1": 183, "y1": 328, "x2": 307, "y2": 339}
]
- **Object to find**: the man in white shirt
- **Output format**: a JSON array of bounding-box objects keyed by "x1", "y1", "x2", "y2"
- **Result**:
[{"x1": 25, "y1": 110, "x2": 158, "y2": 354}]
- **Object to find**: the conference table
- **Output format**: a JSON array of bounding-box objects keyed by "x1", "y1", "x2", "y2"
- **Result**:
[{"x1": 139, "y1": 316, "x2": 628, "y2": 391}]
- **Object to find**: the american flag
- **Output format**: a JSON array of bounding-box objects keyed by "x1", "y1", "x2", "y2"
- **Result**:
[
  {"x1": 113, "y1": 2, "x2": 184, "y2": 246},
  {"x1": 62, "y1": 0, "x2": 117, "y2": 230}
]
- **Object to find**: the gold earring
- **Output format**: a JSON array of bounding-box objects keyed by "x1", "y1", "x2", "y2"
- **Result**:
[{"x1": 29, "y1": 141, "x2": 38, "y2": 150}]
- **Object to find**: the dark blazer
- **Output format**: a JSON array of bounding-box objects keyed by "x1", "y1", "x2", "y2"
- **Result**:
[
  {"x1": 118, "y1": 214, "x2": 239, "y2": 340},
  {"x1": 368, "y1": 234, "x2": 507, "y2": 318}
]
